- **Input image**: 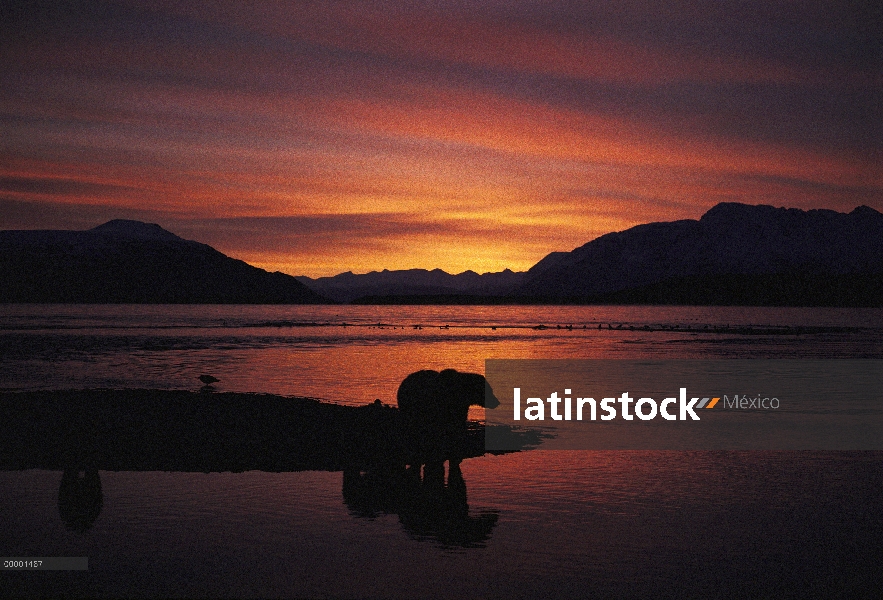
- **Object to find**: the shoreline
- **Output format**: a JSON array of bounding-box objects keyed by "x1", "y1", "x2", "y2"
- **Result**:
[{"x1": 0, "y1": 389, "x2": 537, "y2": 473}]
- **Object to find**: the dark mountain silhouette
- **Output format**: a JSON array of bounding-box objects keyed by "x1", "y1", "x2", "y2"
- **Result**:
[
  {"x1": 516, "y1": 203, "x2": 883, "y2": 305},
  {"x1": 298, "y1": 204, "x2": 883, "y2": 306},
  {"x1": 296, "y1": 267, "x2": 527, "y2": 302},
  {"x1": 5, "y1": 204, "x2": 880, "y2": 305},
  {"x1": 90, "y1": 219, "x2": 185, "y2": 241},
  {"x1": 295, "y1": 250, "x2": 569, "y2": 302},
  {"x1": 525, "y1": 251, "x2": 569, "y2": 276},
  {"x1": 0, "y1": 220, "x2": 330, "y2": 303}
]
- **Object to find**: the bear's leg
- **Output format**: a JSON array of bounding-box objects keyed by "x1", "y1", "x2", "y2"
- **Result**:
[{"x1": 423, "y1": 460, "x2": 445, "y2": 489}]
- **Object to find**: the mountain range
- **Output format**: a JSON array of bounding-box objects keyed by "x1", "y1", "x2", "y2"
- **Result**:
[
  {"x1": 517, "y1": 203, "x2": 883, "y2": 304},
  {"x1": 299, "y1": 203, "x2": 883, "y2": 306},
  {"x1": 295, "y1": 252, "x2": 568, "y2": 302},
  {"x1": 2, "y1": 203, "x2": 881, "y2": 305},
  {"x1": 0, "y1": 220, "x2": 327, "y2": 303}
]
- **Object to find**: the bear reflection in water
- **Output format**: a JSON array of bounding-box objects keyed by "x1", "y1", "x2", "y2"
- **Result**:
[{"x1": 342, "y1": 460, "x2": 499, "y2": 548}]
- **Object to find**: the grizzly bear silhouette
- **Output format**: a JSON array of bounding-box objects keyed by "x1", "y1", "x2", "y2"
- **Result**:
[
  {"x1": 396, "y1": 369, "x2": 500, "y2": 461},
  {"x1": 397, "y1": 369, "x2": 500, "y2": 428}
]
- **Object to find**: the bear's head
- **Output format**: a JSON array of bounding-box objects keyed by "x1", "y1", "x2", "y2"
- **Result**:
[{"x1": 438, "y1": 369, "x2": 501, "y2": 410}]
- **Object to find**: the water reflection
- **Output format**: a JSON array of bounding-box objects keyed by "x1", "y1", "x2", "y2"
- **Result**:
[
  {"x1": 343, "y1": 460, "x2": 499, "y2": 548},
  {"x1": 50, "y1": 455, "x2": 501, "y2": 547},
  {"x1": 48, "y1": 457, "x2": 503, "y2": 545},
  {"x1": 2, "y1": 386, "x2": 532, "y2": 545},
  {"x1": 5, "y1": 305, "x2": 880, "y2": 398}
]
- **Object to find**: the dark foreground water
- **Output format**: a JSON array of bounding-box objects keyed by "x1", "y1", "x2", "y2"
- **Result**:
[{"x1": 1, "y1": 305, "x2": 882, "y2": 598}]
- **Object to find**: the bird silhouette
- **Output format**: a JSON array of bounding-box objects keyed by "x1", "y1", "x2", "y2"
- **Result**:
[{"x1": 199, "y1": 374, "x2": 219, "y2": 385}]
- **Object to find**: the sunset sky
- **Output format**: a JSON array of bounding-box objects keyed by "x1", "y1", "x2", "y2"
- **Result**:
[{"x1": 1, "y1": 0, "x2": 880, "y2": 276}]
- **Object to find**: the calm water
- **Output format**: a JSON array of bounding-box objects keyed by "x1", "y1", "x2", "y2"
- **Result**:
[{"x1": 2, "y1": 305, "x2": 883, "y2": 598}]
